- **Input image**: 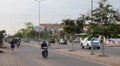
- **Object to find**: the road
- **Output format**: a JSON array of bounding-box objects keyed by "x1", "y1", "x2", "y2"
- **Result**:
[
  {"x1": 51, "y1": 43, "x2": 120, "y2": 56},
  {"x1": 6, "y1": 43, "x2": 106, "y2": 66}
]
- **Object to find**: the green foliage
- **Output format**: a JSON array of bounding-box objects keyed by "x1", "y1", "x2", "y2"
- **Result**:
[
  {"x1": 61, "y1": 0, "x2": 120, "y2": 38},
  {"x1": 62, "y1": 16, "x2": 86, "y2": 35},
  {"x1": 62, "y1": 19, "x2": 75, "y2": 34},
  {"x1": 87, "y1": 0, "x2": 120, "y2": 38},
  {"x1": 59, "y1": 29, "x2": 66, "y2": 38},
  {"x1": 87, "y1": 23, "x2": 120, "y2": 38},
  {"x1": 0, "y1": 30, "x2": 6, "y2": 39},
  {"x1": 0, "y1": 30, "x2": 6, "y2": 47},
  {"x1": 92, "y1": 0, "x2": 119, "y2": 24},
  {"x1": 13, "y1": 22, "x2": 38, "y2": 39}
]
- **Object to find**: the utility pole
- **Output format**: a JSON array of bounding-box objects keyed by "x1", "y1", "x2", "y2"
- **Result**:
[{"x1": 35, "y1": 0, "x2": 46, "y2": 41}]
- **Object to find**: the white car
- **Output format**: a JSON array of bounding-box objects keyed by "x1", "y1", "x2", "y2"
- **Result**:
[
  {"x1": 81, "y1": 37, "x2": 101, "y2": 49},
  {"x1": 60, "y1": 38, "x2": 67, "y2": 45}
]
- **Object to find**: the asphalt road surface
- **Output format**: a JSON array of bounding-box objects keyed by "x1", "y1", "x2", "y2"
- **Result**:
[{"x1": 9, "y1": 43, "x2": 106, "y2": 66}]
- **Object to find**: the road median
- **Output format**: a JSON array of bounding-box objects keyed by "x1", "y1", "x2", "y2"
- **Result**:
[{"x1": 54, "y1": 49, "x2": 120, "y2": 66}]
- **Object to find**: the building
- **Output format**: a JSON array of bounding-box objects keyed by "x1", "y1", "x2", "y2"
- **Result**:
[{"x1": 34, "y1": 23, "x2": 63, "y2": 36}]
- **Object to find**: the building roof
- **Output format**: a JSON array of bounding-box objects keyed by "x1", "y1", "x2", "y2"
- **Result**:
[{"x1": 116, "y1": 22, "x2": 120, "y2": 24}]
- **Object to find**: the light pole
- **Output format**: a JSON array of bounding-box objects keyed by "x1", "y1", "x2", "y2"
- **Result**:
[{"x1": 35, "y1": 0, "x2": 45, "y2": 41}]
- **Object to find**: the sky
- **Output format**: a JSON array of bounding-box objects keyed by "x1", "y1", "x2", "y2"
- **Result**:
[{"x1": 0, "y1": 0, "x2": 119, "y2": 35}]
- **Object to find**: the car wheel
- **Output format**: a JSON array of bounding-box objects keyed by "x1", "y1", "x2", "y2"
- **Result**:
[
  {"x1": 82, "y1": 46, "x2": 84, "y2": 49},
  {"x1": 81, "y1": 43, "x2": 83, "y2": 46},
  {"x1": 89, "y1": 47, "x2": 91, "y2": 49},
  {"x1": 87, "y1": 44, "x2": 91, "y2": 49},
  {"x1": 97, "y1": 47, "x2": 100, "y2": 49}
]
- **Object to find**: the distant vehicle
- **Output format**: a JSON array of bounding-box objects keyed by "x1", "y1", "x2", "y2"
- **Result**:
[
  {"x1": 81, "y1": 37, "x2": 101, "y2": 49},
  {"x1": 73, "y1": 38, "x2": 80, "y2": 43},
  {"x1": 60, "y1": 38, "x2": 67, "y2": 45},
  {"x1": 24, "y1": 38, "x2": 30, "y2": 43},
  {"x1": 49, "y1": 39, "x2": 55, "y2": 43}
]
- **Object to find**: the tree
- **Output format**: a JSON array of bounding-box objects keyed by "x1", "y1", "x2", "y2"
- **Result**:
[
  {"x1": 0, "y1": 30, "x2": 6, "y2": 47},
  {"x1": 25, "y1": 22, "x2": 34, "y2": 39},
  {"x1": 62, "y1": 17, "x2": 85, "y2": 35},
  {"x1": 62, "y1": 19, "x2": 76, "y2": 34},
  {"x1": 76, "y1": 15, "x2": 86, "y2": 33},
  {"x1": 86, "y1": 0, "x2": 120, "y2": 56},
  {"x1": 19, "y1": 28, "x2": 28, "y2": 38},
  {"x1": 87, "y1": 0, "x2": 120, "y2": 38},
  {"x1": 59, "y1": 29, "x2": 66, "y2": 38},
  {"x1": 13, "y1": 22, "x2": 38, "y2": 40}
]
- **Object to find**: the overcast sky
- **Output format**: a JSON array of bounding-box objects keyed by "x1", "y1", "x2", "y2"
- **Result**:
[{"x1": 0, "y1": 0, "x2": 119, "y2": 35}]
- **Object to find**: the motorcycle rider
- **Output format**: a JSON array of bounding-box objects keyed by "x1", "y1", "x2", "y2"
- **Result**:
[
  {"x1": 41, "y1": 41, "x2": 48, "y2": 58},
  {"x1": 41, "y1": 41, "x2": 48, "y2": 49}
]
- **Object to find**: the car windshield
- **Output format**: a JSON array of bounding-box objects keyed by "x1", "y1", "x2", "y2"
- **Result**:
[
  {"x1": 93, "y1": 38, "x2": 98, "y2": 40},
  {"x1": 87, "y1": 37, "x2": 99, "y2": 41},
  {"x1": 61, "y1": 38, "x2": 66, "y2": 41}
]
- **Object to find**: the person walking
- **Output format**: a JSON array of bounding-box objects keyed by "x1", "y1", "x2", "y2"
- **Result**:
[
  {"x1": 16, "y1": 39, "x2": 21, "y2": 48},
  {"x1": 10, "y1": 39, "x2": 15, "y2": 51}
]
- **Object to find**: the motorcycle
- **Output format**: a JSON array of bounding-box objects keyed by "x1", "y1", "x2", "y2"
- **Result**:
[{"x1": 42, "y1": 47, "x2": 48, "y2": 59}]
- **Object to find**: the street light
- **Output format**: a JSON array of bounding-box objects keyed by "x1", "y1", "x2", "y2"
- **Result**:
[{"x1": 35, "y1": 0, "x2": 46, "y2": 41}]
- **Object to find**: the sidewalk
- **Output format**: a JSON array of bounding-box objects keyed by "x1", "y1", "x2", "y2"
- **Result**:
[
  {"x1": 0, "y1": 48, "x2": 26, "y2": 66},
  {"x1": 0, "y1": 43, "x2": 26, "y2": 66}
]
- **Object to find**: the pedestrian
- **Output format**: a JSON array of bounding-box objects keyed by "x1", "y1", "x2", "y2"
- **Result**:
[
  {"x1": 48, "y1": 39, "x2": 51, "y2": 47},
  {"x1": 16, "y1": 39, "x2": 21, "y2": 48},
  {"x1": 10, "y1": 39, "x2": 15, "y2": 51}
]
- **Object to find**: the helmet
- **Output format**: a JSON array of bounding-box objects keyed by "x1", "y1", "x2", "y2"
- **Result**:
[{"x1": 43, "y1": 41, "x2": 45, "y2": 43}]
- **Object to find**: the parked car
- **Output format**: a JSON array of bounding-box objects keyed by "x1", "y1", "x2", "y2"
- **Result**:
[
  {"x1": 73, "y1": 38, "x2": 81, "y2": 43},
  {"x1": 60, "y1": 38, "x2": 67, "y2": 45},
  {"x1": 49, "y1": 39, "x2": 55, "y2": 43},
  {"x1": 24, "y1": 38, "x2": 30, "y2": 43},
  {"x1": 81, "y1": 37, "x2": 101, "y2": 49}
]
